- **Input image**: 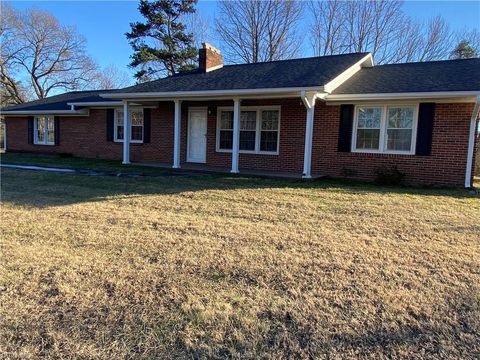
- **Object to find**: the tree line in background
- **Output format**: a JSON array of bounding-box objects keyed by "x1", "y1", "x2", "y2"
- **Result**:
[
  {"x1": 0, "y1": 4, "x2": 131, "y2": 106},
  {"x1": 1, "y1": 0, "x2": 479, "y2": 106}
]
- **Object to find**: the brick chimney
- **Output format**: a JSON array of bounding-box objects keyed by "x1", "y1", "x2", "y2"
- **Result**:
[{"x1": 199, "y1": 43, "x2": 223, "y2": 72}]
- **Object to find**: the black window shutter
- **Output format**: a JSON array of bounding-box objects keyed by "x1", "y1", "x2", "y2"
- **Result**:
[
  {"x1": 338, "y1": 104, "x2": 354, "y2": 152},
  {"x1": 54, "y1": 116, "x2": 60, "y2": 145},
  {"x1": 106, "y1": 109, "x2": 114, "y2": 141},
  {"x1": 27, "y1": 116, "x2": 34, "y2": 144},
  {"x1": 143, "y1": 108, "x2": 151, "y2": 143},
  {"x1": 416, "y1": 103, "x2": 435, "y2": 156}
]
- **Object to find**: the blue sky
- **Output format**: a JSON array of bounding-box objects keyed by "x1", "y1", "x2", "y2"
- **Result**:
[{"x1": 7, "y1": 0, "x2": 480, "y2": 81}]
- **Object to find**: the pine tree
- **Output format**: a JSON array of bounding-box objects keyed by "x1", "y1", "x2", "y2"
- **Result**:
[
  {"x1": 450, "y1": 40, "x2": 478, "y2": 59},
  {"x1": 126, "y1": 0, "x2": 198, "y2": 82}
]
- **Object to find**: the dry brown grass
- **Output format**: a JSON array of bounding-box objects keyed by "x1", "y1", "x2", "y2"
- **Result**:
[{"x1": 1, "y1": 167, "x2": 479, "y2": 359}]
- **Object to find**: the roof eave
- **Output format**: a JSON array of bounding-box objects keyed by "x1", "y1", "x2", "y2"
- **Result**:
[
  {"x1": 325, "y1": 91, "x2": 480, "y2": 102},
  {"x1": 1, "y1": 109, "x2": 89, "y2": 116},
  {"x1": 100, "y1": 86, "x2": 326, "y2": 100}
]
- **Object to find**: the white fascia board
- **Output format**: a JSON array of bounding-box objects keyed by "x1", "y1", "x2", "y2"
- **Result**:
[
  {"x1": 67, "y1": 101, "x2": 124, "y2": 107},
  {"x1": 323, "y1": 53, "x2": 374, "y2": 94},
  {"x1": 325, "y1": 91, "x2": 480, "y2": 101},
  {"x1": 1, "y1": 109, "x2": 89, "y2": 116},
  {"x1": 100, "y1": 86, "x2": 325, "y2": 100}
]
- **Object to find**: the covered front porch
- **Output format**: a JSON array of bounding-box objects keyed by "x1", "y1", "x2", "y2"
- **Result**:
[{"x1": 111, "y1": 90, "x2": 325, "y2": 179}]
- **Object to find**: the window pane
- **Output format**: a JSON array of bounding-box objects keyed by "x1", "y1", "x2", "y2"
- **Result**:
[
  {"x1": 131, "y1": 111, "x2": 143, "y2": 126},
  {"x1": 219, "y1": 130, "x2": 233, "y2": 149},
  {"x1": 357, "y1": 107, "x2": 381, "y2": 128},
  {"x1": 47, "y1": 117, "x2": 55, "y2": 131},
  {"x1": 240, "y1": 130, "x2": 256, "y2": 150},
  {"x1": 387, "y1": 129, "x2": 412, "y2": 151},
  {"x1": 47, "y1": 130, "x2": 55, "y2": 143},
  {"x1": 240, "y1": 111, "x2": 256, "y2": 130},
  {"x1": 261, "y1": 110, "x2": 279, "y2": 130},
  {"x1": 117, "y1": 126, "x2": 124, "y2": 140},
  {"x1": 356, "y1": 129, "x2": 380, "y2": 150},
  {"x1": 388, "y1": 107, "x2": 413, "y2": 128},
  {"x1": 220, "y1": 111, "x2": 233, "y2": 129},
  {"x1": 37, "y1": 118, "x2": 45, "y2": 142},
  {"x1": 260, "y1": 131, "x2": 278, "y2": 152},
  {"x1": 117, "y1": 111, "x2": 123, "y2": 125},
  {"x1": 131, "y1": 126, "x2": 143, "y2": 141}
]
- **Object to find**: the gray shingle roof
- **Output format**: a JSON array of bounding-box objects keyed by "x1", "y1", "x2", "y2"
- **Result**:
[
  {"x1": 2, "y1": 90, "x2": 118, "y2": 112},
  {"x1": 114, "y1": 53, "x2": 370, "y2": 93},
  {"x1": 332, "y1": 58, "x2": 480, "y2": 94}
]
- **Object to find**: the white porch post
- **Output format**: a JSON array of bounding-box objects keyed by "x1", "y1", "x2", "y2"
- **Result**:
[
  {"x1": 465, "y1": 96, "x2": 480, "y2": 188},
  {"x1": 122, "y1": 101, "x2": 130, "y2": 164},
  {"x1": 302, "y1": 92, "x2": 316, "y2": 179},
  {"x1": 173, "y1": 99, "x2": 182, "y2": 169},
  {"x1": 231, "y1": 98, "x2": 241, "y2": 173}
]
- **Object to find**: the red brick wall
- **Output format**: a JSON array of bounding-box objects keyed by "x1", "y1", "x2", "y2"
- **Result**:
[
  {"x1": 4, "y1": 100, "x2": 476, "y2": 187},
  {"x1": 4, "y1": 106, "x2": 175, "y2": 163},
  {"x1": 311, "y1": 102, "x2": 475, "y2": 187}
]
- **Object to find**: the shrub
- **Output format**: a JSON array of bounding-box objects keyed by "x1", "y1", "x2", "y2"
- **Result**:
[{"x1": 374, "y1": 165, "x2": 405, "y2": 186}]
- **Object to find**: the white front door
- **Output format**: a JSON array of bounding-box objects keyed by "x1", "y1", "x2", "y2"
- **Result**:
[{"x1": 187, "y1": 109, "x2": 207, "y2": 163}]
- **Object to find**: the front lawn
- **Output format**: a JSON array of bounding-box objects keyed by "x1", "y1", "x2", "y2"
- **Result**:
[{"x1": 1, "y1": 156, "x2": 479, "y2": 359}]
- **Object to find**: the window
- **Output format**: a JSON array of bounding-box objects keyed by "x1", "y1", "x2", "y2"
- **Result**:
[
  {"x1": 219, "y1": 111, "x2": 233, "y2": 150},
  {"x1": 114, "y1": 109, "x2": 144, "y2": 143},
  {"x1": 34, "y1": 116, "x2": 55, "y2": 145},
  {"x1": 352, "y1": 105, "x2": 417, "y2": 154},
  {"x1": 260, "y1": 110, "x2": 279, "y2": 152},
  {"x1": 217, "y1": 107, "x2": 280, "y2": 154},
  {"x1": 386, "y1": 106, "x2": 414, "y2": 152}
]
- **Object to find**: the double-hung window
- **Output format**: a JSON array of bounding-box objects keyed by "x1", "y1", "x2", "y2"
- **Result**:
[
  {"x1": 34, "y1": 116, "x2": 55, "y2": 145},
  {"x1": 217, "y1": 106, "x2": 280, "y2": 154},
  {"x1": 114, "y1": 109, "x2": 144, "y2": 143},
  {"x1": 352, "y1": 105, "x2": 417, "y2": 154}
]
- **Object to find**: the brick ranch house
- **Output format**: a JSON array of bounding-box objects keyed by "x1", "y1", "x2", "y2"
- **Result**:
[{"x1": 2, "y1": 44, "x2": 480, "y2": 187}]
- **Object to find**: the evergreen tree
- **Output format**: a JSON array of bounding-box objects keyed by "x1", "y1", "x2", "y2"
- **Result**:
[
  {"x1": 450, "y1": 40, "x2": 478, "y2": 59},
  {"x1": 127, "y1": 0, "x2": 198, "y2": 82}
]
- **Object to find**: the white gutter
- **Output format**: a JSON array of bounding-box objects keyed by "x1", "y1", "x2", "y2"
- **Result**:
[
  {"x1": 0, "y1": 109, "x2": 89, "y2": 116},
  {"x1": 465, "y1": 95, "x2": 480, "y2": 188},
  {"x1": 67, "y1": 101, "x2": 125, "y2": 107},
  {"x1": 325, "y1": 91, "x2": 480, "y2": 101},
  {"x1": 100, "y1": 86, "x2": 325, "y2": 99}
]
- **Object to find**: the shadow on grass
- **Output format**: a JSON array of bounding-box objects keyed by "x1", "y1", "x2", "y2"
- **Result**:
[
  {"x1": 1, "y1": 165, "x2": 476, "y2": 208},
  {"x1": 255, "y1": 287, "x2": 480, "y2": 359}
]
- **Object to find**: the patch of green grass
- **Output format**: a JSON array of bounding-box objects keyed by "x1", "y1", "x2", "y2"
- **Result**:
[
  {"x1": 1, "y1": 164, "x2": 479, "y2": 359},
  {"x1": 0, "y1": 152, "x2": 173, "y2": 175}
]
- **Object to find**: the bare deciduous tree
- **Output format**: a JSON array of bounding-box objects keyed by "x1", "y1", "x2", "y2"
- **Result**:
[
  {"x1": 92, "y1": 65, "x2": 133, "y2": 90},
  {"x1": 0, "y1": 4, "x2": 97, "y2": 104},
  {"x1": 308, "y1": 0, "x2": 460, "y2": 64},
  {"x1": 215, "y1": 0, "x2": 303, "y2": 63}
]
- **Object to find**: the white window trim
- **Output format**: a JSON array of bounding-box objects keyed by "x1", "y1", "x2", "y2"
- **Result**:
[
  {"x1": 216, "y1": 106, "x2": 281, "y2": 155},
  {"x1": 351, "y1": 104, "x2": 418, "y2": 155},
  {"x1": 33, "y1": 115, "x2": 55, "y2": 146},
  {"x1": 114, "y1": 108, "x2": 144, "y2": 144}
]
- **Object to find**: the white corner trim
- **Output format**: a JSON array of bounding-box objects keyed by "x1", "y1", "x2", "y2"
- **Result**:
[
  {"x1": 465, "y1": 95, "x2": 480, "y2": 188},
  {"x1": 323, "y1": 53, "x2": 374, "y2": 94}
]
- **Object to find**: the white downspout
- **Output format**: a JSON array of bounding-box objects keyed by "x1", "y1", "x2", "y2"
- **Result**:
[{"x1": 465, "y1": 96, "x2": 480, "y2": 188}]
